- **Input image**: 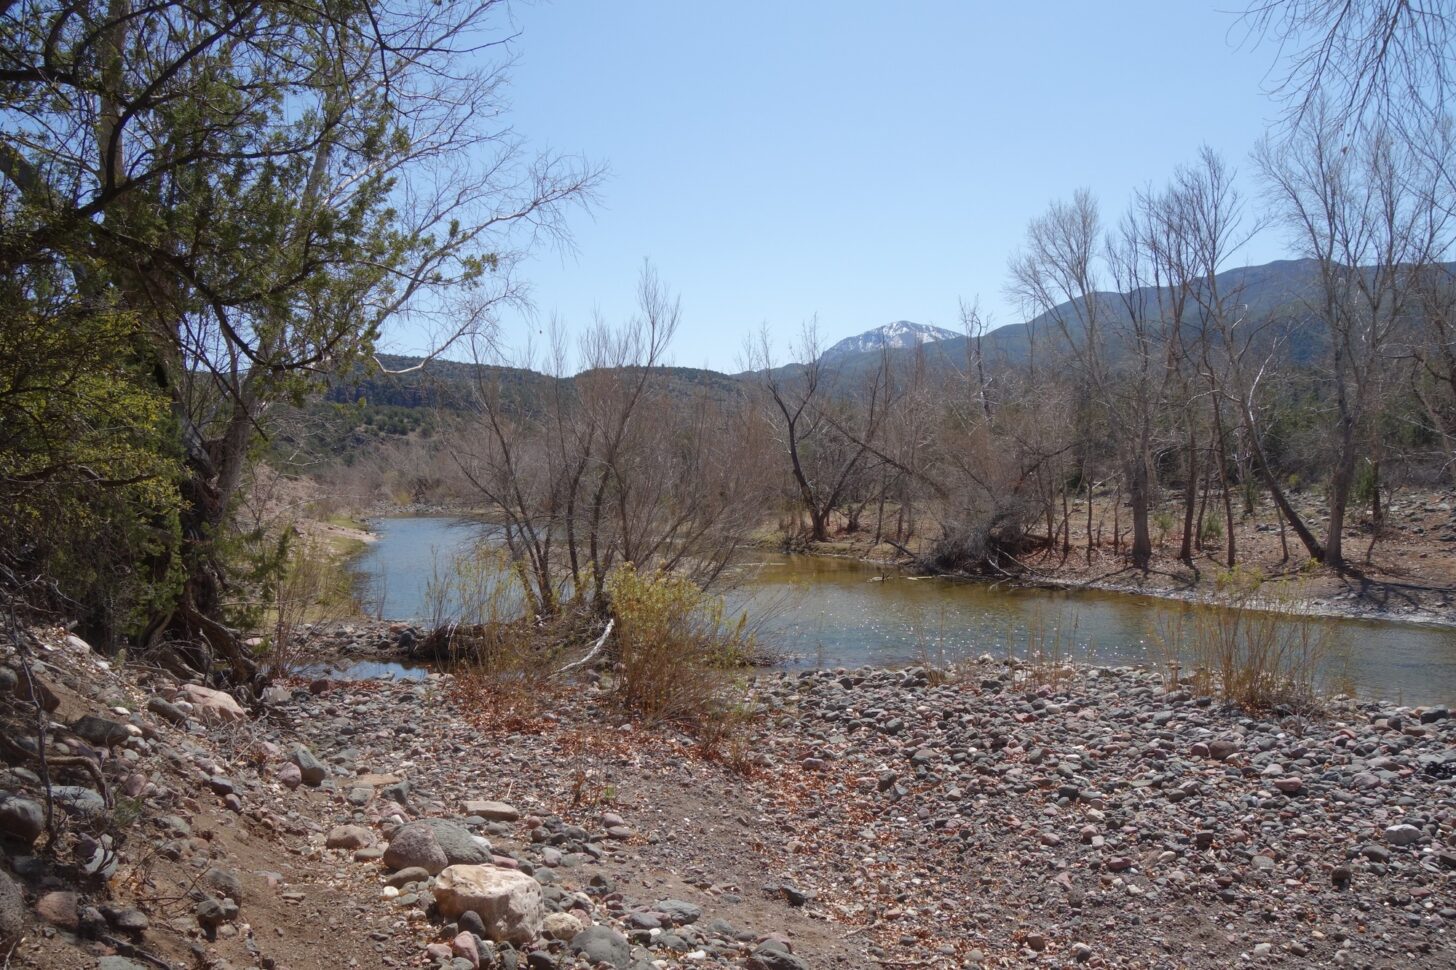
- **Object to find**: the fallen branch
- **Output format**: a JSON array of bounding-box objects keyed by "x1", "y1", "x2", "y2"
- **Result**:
[
  {"x1": 558, "y1": 619, "x2": 613, "y2": 675},
  {"x1": 98, "y1": 934, "x2": 176, "y2": 969}
]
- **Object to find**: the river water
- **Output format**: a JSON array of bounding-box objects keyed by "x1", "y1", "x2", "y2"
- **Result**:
[{"x1": 353, "y1": 516, "x2": 1456, "y2": 705}]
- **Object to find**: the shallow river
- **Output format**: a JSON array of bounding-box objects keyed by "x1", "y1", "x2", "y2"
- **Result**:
[{"x1": 353, "y1": 516, "x2": 1456, "y2": 705}]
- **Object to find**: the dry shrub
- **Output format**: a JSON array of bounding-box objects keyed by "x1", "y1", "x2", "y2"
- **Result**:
[
  {"x1": 1153, "y1": 568, "x2": 1339, "y2": 713},
  {"x1": 426, "y1": 547, "x2": 575, "y2": 722},
  {"x1": 1006, "y1": 613, "x2": 1078, "y2": 690},
  {"x1": 606, "y1": 563, "x2": 756, "y2": 727}
]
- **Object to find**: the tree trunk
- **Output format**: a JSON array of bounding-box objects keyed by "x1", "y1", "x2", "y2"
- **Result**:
[
  {"x1": 1211, "y1": 397, "x2": 1236, "y2": 567},
  {"x1": 1128, "y1": 455, "x2": 1152, "y2": 571},
  {"x1": 1179, "y1": 422, "x2": 1197, "y2": 563}
]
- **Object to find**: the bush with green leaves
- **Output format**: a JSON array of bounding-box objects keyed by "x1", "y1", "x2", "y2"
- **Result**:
[
  {"x1": 0, "y1": 260, "x2": 182, "y2": 645},
  {"x1": 606, "y1": 563, "x2": 755, "y2": 725}
]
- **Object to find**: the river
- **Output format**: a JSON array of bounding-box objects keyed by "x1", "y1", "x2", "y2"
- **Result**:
[{"x1": 352, "y1": 516, "x2": 1456, "y2": 705}]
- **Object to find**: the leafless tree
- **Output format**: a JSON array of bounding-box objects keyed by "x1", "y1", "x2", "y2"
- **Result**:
[
  {"x1": 747, "y1": 322, "x2": 893, "y2": 543},
  {"x1": 1241, "y1": 0, "x2": 1455, "y2": 136},
  {"x1": 454, "y1": 267, "x2": 767, "y2": 615},
  {"x1": 1258, "y1": 114, "x2": 1451, "y2": 568}
]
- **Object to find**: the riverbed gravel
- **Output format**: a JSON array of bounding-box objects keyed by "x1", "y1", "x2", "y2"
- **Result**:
[{"x1": 2, "y1": 622, "x2": 1454, "y2": 969}]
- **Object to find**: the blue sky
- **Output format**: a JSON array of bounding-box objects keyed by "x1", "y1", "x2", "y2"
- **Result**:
[{"x1": 401, "y1": 1, "x2": 1300, "y2": 371}]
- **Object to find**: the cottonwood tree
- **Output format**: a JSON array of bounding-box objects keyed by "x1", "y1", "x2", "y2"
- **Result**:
[
  {"x1": 1010, "y1": 189, "x2": 1176, "y2": 571},
  {"x1": 1258, "y1": 115, "x2": 1451, "y2": 569},
  {"x1": 0, "y1": 2, "x2": 597, "y2": 672}
]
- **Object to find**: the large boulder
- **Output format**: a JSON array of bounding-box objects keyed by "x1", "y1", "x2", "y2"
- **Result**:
[
  {"x1": 177, "y1": 684, "x2": 245, "y2": 723},
  {"x1": 432, "y1": 864, "x2": 542, "y2": 944},
  {"x1": 383, "y1": 819, "x2": 491, "y2": 875}
]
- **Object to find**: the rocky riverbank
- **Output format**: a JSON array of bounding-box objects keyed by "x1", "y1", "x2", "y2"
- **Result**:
[{"x1": 1, "y1": 627, "x2": 1454, "y2": 968}]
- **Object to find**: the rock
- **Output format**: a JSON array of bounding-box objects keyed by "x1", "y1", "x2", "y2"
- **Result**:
[
  {"x1": 569, "y1": 925, "x2": 632, "y2": 968},
  {"x1": 1273, "y1": 777, "x2": 1304, "y2": 795},
  {"x1": 71, "y1": 714, "x2": 131, "y2": 747},
  {"x1": 1207, "y1": 740, "x2": 1238, "y2": 761},
  {"x1": 326, "y1": 825, "x2": 375, "y2": 850},
  {"x1": 0, "y1": 870, "x2": 23, "y2": 953},
  {"x1": 452, "y1": 931, "x2": 481, "y2": 969},
  {"x1": 97, "y1": 959, "x2": 148, "y2": 970},
  {"x1": 0, "y1": 796, "x2": 45, "y2": 844},
  {"x1": 458, "y1": 910, "x2": 487, "y2": 939},
  {"x1": 542, "y1": 911, "x2": 584, "y2": 940},
  {"x1": 385, "y1": 866, "x2": 431, "y2": 889},
  {"x1": 195, "y1": 897, "x2": 239, "y2": 930},
  {"x1": 35, "y1": 891, "x2": 80, "y2": 929},
  {"x1": 432, "y1": 864, "x2": 543, "y2": 944},
  {"x1": 1384, "y1": 823, "x2": 1422, "y2": 846},
  {"x1": 290, "y1": 745, "x2": 327, "y2": 786},
  {"x1": 276, "y1": 762, "x2": 303, "y2": 790},
  {"x1": 261, "y1": 685, "x2": 292, "y2": 706},
  {"x1": 745, "y1": 942, "x2": 810, "y2": 970},
  {"x1": 51, "y1": 785, "x2": 105, "y2": 819},
  {"x1": 12, "y1": 671, "x2": 59, "y2": 712},
  {"x1": 654, "y1": 898, "x2": 702, "y2": 926},
  {"x1": 101, "y1": 904, "x2": 149, "y2": 934},
  {"x1": 178, "y1": 684, "x2": 245, "y2": 722},
  {"x1": 146, "y1": 696, "x2": 189, "y2": 725},
  {"x1": 204, "y1": 867, "x2": 244, "y2": 903},
  {"x1": 384, "y1": 819, "x2": 491, "y2": 875},
  {"x1": 463, "y1": 799, "x2": 520, "y2": 822}
]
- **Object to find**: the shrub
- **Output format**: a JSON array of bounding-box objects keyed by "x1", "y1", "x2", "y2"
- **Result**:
[
  {"x1": 1198, "y1": 515, "x2": 1224, "y2": 545},
  {"x1": 605, "y1": 563, "x2": 755, "y2": 725},
  {"x1": 1152, "y1": 510, "x2": 1176, "y2": 547}
]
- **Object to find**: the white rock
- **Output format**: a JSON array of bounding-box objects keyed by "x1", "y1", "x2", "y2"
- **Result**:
[
  {"x1": 177, "y1": 685, "x2": 245, "y2": 723},
  {"x1": 432, "y1": 865, "x2": 543, "y2": 944}
]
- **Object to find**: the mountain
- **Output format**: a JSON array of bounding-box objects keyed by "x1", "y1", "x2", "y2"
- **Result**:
[
  {"x1": 820, "y1": 321, "x2": 960, "y2": 362},
  {"x1": 796, "y1": 259, "x2": 1339, "y2": 385}
]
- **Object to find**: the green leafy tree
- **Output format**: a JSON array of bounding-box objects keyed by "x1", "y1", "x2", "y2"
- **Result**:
[{"x1": 0, "y1": 1, "x2": 597, "y2": 677}]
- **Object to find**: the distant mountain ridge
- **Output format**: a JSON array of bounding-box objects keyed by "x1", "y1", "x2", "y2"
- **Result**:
[{"x1": 821, "y1": 320, "x2": 959, "y2": 361}]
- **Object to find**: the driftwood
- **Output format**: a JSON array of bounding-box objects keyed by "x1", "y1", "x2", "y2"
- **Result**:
[{"x1": 557, "y1": 619, "x2": 614, "y2": 675}]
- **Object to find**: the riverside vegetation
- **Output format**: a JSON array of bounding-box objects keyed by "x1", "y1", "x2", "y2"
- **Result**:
[{"x1": 3, "y1": 1, "x2": 1456, "y2": 968}]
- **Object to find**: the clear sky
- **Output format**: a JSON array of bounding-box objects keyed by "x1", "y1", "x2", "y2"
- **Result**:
[{"x1": 398, "y1": 0, "x2": 1301, "y2": 371}]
